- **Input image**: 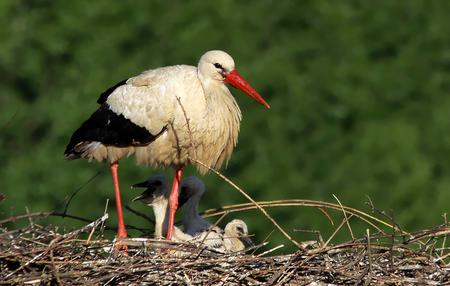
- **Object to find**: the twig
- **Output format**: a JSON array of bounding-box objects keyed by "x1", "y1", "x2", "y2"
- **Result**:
[
  {"x1": 25, "y1": 206, "x2": 34, "y2": 229},
  {"x1": 101, "y1": 199, "x2": 109, "y2": 234},
  {"x1": 366, "y1": 228, "x2": 373, "y2": 274},
  {"x1": 49, "y1": 249, "x2": 63, "y2": 285},
  {"x1": 190, "y1": 157, "x2": 302, "y2": 249},
  {"x1": 318, "y1": 207, "x2": 334, "y2": 225},
  {"x1": 252, "y1": 229, "x2": 275, "y2": 255},
  {"x1": 194, "y1": 211, "x2": 229, "y2": 259},
  {"x1": 175, "y1": 96, "x2": 197, "y2": 160},
  {"x1": 323, "y1": 214, "x2": 354, "y2": 248},
  {"x1": 333, "y1": 194, "x2": 354, "y2": 241},
  {"x1": 62, "y1": 171, "x2": 102, "y2": 215},
  {"x1": 0, "y1": 211, "x2": 90, "y2": 225},
  {"x1": 366, "y1": 196, "x2": 404, "y2": 238},
  {"x1": 441, "y1": 213, "x2": 448, "y2": 258},
  {"x1": 293, "y1": 229, "x2": 324, "y2": 247},
  {"x1": 0, "y1": 211, "x2": 52, "y2": 225},
  {"x1": 256, "y1": 244, "x2": 284, "y2": 257},
  {"x1": 125, "y1": 205, "x2": 154, "y2": 224}
]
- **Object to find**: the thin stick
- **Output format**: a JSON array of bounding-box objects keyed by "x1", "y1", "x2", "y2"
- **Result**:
[
  {"x1": 125, "y1": 205, "x2": 154, "y2": 224},
  {"x1": 441, "y1": 213, "x2": 447, "y2": 258},
  {"x1": 323, "y1": 215, "x2": 354, "y2": 248},
  {"x1": 49, "y1": 249, "x2": 63, "y2": 285},
  {"x1": 318, "y1": 207, "x2": 334, "y2": 225},
  {"x1": 175, "y1": 96, "x2": 197, "y2": 160},
  {"x1": 256, "y1": 244, "x2": 284, "y2": 257},
  {"x1": 367, "y1": 228, "x2": 373, "y2": 274},
  {"x1": 333, "y1": 194, "x2": 355, "y2": 241},
  {"x1": 293, "y1": 229, "x2": 324, "y2": 247},
  {"x1": 101, "y1": 199, "x2": 109, "y2": 233},
  {"x1": 252, "y1": 229, "x2": 275, "y2": 255},
  {"x1": 434, "y1": 251, "x2": 450, "y2": 263},
  {"x1": 190, "y1": 157, "x2": 302, "y2": 249},
  {"x1": 0, "y1": 211, "x2": 90, "y2": 225},
  {"x1": 366, "y1": 196, "x2": 405, "y2": 237},
  {"x1": 62, "y1": 171, "x2": 102, "y2": 215},
  {"x1": 193, "y1": 211, "x2": 229, "y2": 259},
  {"x1": 25, "y1": 206, "x2": 34, "y2": 229}
]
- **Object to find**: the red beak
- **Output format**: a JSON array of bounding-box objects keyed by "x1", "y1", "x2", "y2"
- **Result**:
[{"x1": 224, "y1": 70, "x2": 270, "y2": 109}]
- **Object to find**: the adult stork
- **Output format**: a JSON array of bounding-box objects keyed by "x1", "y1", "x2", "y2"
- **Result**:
[{"x1": 64, "y1": 50, "x2": 270, "y2": 242}]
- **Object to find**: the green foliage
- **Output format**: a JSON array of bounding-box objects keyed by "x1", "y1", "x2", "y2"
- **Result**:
[{"x1": 1, "y1": 1, "x2": 449, "y2": 252}]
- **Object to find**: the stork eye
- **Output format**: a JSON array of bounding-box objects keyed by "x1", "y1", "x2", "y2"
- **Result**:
[
  {"x1": 213, "y1": 63, "x2": 224, "y2": 70},
  {"x1": 236, "y1": 226, "x2": 244, "y2": 233}
]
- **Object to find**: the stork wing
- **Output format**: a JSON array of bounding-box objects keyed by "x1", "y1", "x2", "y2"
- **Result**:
[
  {"x1": 65, "y1": 65, "x2": 199, "y2": 158},
  {"x1": 105, "y1": 65, "x2": 198, "y2": 135},
  {"x1": 64, "y1": 103, "x2": 166, "y2": 158}
]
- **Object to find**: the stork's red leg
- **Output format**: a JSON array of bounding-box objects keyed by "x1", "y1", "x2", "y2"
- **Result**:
[
  {"x1": 110, "y1": 162, "x2": 128, "y2": 250},
  {"x1": 166, "y1": 167, "x2": 183, "y2": 240}
]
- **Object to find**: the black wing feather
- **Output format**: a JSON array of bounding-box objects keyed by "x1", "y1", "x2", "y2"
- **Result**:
[
  {"x1": 96, "y1": 79, "x2": 128, "y2": 104},
  {"x1": 64, "y1": 104, "x2": 165, "y2": 158}
]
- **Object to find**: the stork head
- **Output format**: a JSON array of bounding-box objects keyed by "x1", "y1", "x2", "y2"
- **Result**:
[
  {"x1": 225, "y1": 219, "x2": 254, "y2": 248},
  {"x1": 178, "y1": 176, "x2": 206, "y2": 209},
  {"x1": 198, "y1": 50, "x2": 270, "y2": 109},
  {"x1": 131, "y1": 174, "x2": 168, "y2": 205}
]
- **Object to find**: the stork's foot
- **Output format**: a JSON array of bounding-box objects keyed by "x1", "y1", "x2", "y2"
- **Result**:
[{"x1": 114, "y1": 228, "x2": 128, "y2": 254}]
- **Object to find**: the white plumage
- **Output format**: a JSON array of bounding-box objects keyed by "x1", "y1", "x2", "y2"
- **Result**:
[{"x1": 223, "y1": 219, "x2": 253, "y2": 252}]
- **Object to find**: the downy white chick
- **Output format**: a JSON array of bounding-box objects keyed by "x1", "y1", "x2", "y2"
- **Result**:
[{"x1": 223, "y1": 219, "x2": 254, "y2": 252}]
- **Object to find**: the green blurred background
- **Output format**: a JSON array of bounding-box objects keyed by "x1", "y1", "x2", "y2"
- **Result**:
[{"x1": 1, "y1": 1, "x2": 449, "y2": 252}]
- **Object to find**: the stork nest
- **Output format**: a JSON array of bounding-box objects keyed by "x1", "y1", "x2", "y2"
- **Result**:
[{"x1": 0, "y1": 213, "x2": 449, "y2": 285}]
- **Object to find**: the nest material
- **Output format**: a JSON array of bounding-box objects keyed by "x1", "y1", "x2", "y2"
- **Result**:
[{"x1": 1, "y1": 214, "x2": 448, "y2": 285}]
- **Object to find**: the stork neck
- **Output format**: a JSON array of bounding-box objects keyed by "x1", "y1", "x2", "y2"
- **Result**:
[
  {"x1": 182, "y1": 197, "x2": 211, "y2": 235},
  {"x1": 152, "y1": 198, "x2": 169, "y2": 238},
  {"x1": 184, "y1": 198, "x2": 202, "y2": 223}
]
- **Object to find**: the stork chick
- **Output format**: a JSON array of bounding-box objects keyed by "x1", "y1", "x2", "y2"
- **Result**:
[
  {"x1": 224, "y1": 219, "x2": 254, "y2": 252},
  {"x1": 132, "y1": 175, "x2": 191, "y2": 242}
]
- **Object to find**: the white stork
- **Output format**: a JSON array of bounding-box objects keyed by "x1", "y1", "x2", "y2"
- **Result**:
[{"x1": 64, "y1": 50, "x2": 269, "y2": 244}]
